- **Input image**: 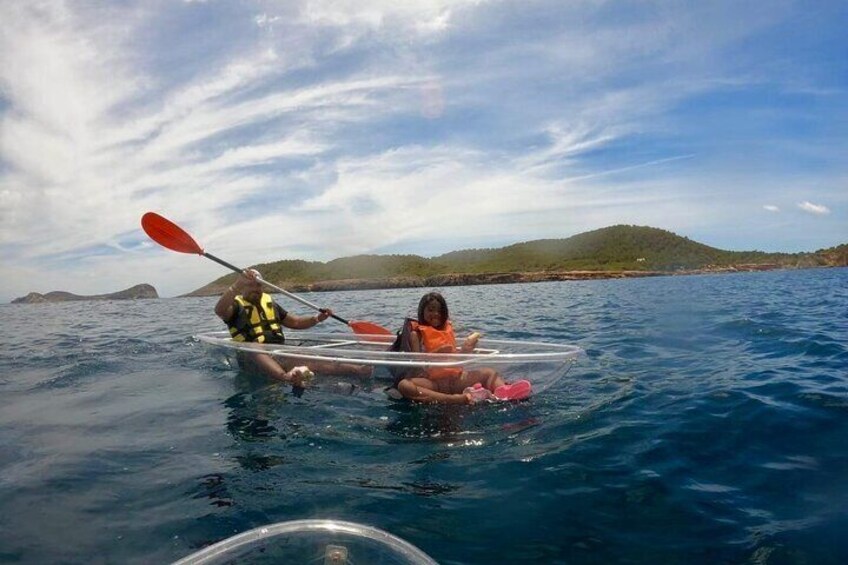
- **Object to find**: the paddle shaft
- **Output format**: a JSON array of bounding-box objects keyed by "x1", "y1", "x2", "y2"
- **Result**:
[{"x1": 204, "y1": 251, "x2": 350, "y2": 326}]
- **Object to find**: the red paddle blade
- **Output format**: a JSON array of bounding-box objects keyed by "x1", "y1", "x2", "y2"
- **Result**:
[
  {"x1": 349, "y1": 320, "x2": 393, "y2": 336},
  {"x1": 141, "y1": 212, "x2": 204, "y2": 255}
]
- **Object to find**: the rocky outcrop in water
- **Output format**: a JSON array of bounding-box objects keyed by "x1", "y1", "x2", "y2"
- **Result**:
[{"x1": 11, "y1": 284, "x2": 159, "y2": 304}]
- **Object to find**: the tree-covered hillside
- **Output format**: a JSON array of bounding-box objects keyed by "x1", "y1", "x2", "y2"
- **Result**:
[
  {"x1": 436, "y1": 225, "x2": 811, "y2": 272},
  {"x1": 252, "y1": 254, "x2": 442, "y2": 284},
  {"x1": 193, "y1": 225, "x2": 843, "y2": 294}
]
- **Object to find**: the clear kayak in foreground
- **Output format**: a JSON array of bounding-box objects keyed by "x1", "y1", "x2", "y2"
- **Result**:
[
  {"x1": 172, "y1": 519, "x2": 438, "y2": 564},
  {"x1": 196, "y1": 331, "x2": 585, "y2": 395}
]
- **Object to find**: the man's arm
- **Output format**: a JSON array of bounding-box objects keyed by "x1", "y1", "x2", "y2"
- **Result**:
[
  {"x1": 280, "y1": 308, "x2": 332, "y2": 329},
  {"x1": 215, "y1": 271, "x2": 259, "y2": 320},
  {"x1": 214, "y1": 283, "x2": 240, "y2": 321}
]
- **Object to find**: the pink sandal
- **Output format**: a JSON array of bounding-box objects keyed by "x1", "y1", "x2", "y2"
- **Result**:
[{"x1": 494, "y1": 380, "x2": 532, "y2": 401}]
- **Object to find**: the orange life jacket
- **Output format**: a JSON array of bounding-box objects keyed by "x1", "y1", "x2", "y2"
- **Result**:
[{"x1": 410, "y1": 320, "x2": 462, "y2": 379}]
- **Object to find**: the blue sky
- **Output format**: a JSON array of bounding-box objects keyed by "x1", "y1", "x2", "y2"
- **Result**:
[{"x1": 0, "y1": 0, "x2": 845, "y2": 301}]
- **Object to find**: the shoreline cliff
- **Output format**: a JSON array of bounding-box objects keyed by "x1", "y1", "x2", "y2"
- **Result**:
[{"x1": 181, "y1": 263, "x2": 816, "y2": 298}]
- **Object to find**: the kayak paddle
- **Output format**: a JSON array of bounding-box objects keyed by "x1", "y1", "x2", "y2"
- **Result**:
[{"x1": 140, "y1": 212, "x2": 392, "y2": 335}]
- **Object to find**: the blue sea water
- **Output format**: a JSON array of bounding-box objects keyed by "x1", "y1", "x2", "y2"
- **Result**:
[{"x1": 0, "y1": 268, "x2": 846, "y2": 564}]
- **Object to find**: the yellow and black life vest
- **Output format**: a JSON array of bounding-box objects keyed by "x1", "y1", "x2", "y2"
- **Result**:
[{"x1": 227, "y1": 293, "x2": 285, "y2": 343}]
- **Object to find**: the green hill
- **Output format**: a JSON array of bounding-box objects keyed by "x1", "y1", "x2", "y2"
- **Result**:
[
  {"x1": 251, "y1": 254, "x2": 442, "y2": 284},
  {"x1": 188, "y1": 225, "x2": 844, "y2": 295},
  {"x1": 436, "y1": 225, "x2": 811, "y2": 272}
]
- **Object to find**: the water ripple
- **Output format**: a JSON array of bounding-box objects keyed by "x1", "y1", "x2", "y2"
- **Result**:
[{"x1": 1, "y1": 268, "x2": 846, "y2": 563}]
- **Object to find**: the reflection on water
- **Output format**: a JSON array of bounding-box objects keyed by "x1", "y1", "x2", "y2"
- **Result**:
[
  {"x1": 191, "y1": 474, "x2": 234, "y2": 508},
  {"x1": 384, "y1": 403, "x2": 466, "y2": 439},
  {"x1": 224, "y1": 372, "x2": 286, "y2": 443}
]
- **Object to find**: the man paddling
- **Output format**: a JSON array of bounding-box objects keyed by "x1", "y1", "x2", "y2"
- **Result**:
[{"x1": 214, "y1": 268, "x2": 331, "y2": 387}]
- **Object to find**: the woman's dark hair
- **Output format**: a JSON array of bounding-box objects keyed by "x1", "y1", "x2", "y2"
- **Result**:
[{"x1": 417, "y1": 291, "x2": 449, "y2": 328}]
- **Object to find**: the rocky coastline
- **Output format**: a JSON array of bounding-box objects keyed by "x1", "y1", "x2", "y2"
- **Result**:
[
  {"x1": 182, "y1": 263, "x2": 797, "y2": 297},
  {"x1": 11, "y1": 284, "x2": 159, "y2": 304},
  {"x1": 11, "y1": 263, "x2": 829, "y2": 303}
]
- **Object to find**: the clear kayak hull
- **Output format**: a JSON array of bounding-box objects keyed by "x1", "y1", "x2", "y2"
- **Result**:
[
  {"x1": 172, "y1": 519, "x2": 438, "y2": 564},
  {"x1": 196, "y1": 331, "x2": 584, "y2": 394}
]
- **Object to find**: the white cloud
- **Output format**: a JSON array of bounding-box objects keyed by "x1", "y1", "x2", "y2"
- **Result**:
[
  {"x1": 298, "y1": 0, "x2": 479, "y2": 35},
  {"x1": 797, "y1": 201, "x2": 830, "y2": 215},
  {"x1": 0, "y1": 0, "x2": 428, "y2": 266},
  {"x1": 255, "y1": 13, "x2": 282, "y2": 28},
  {"x1": 283, "y1": 144, "x2": 711, "y2": 258},
  {"x1": 0, "y1": 0, "x2": 845, "y2": 301}
]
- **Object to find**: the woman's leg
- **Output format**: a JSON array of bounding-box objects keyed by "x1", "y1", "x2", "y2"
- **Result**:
[
  {"x1": 397, "y1": 377, "x2": 469, "y2": 404},
  {"x1": 453, "y1": 368, "x2": 505, "y2": 393}
]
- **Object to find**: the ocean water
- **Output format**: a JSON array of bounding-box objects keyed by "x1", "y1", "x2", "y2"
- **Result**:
[{"x1": 1, "y1": 268, "x2": 846, "y2": 564}]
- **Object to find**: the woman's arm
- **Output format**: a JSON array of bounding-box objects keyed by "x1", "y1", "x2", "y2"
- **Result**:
[
  {"x1": 459, "y1": 332, "x2": 481, "y2": 353},
  {"x1": 409, "y1": 330, "x2": 422, "y2": 352}
]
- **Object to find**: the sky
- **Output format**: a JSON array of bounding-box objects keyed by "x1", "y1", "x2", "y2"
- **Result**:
[{"x1": 1, "y1": 0, "x2": 846, "y2": 301}]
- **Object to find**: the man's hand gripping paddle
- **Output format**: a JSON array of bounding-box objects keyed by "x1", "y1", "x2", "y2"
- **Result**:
[{"x1": 140, "y1": 212, "x2": 391, "y2": 335}]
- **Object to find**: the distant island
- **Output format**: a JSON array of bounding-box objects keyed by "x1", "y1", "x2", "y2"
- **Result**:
[
  {"x1": 184, "y1": 225, "x2": 847, "y2": 296},
  {"x1": 12, "y1": 284, "x2": 159, "y2": 304}
]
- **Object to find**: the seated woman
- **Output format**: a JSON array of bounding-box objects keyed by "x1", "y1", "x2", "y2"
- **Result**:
[{"x1": 396, "y1": 292, "x2": 531, "y2": 404}]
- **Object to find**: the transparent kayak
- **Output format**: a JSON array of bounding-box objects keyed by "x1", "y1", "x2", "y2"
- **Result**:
[
  {"x1": 196, "y1": 331, "x2": 584, "y2": 394},
  {"x1": 172, "y1": 519, "x2": 437, "y2": 564}
]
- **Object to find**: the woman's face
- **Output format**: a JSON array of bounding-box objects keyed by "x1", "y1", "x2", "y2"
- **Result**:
[{"x1": 422, "y1": 299, "x2": 443, "y2": 327}]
